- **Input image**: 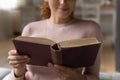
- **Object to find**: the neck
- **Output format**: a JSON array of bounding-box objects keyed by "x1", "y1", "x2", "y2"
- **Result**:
[{"x1": 49, "y1": 16, "x2": 73, "y2": 24}]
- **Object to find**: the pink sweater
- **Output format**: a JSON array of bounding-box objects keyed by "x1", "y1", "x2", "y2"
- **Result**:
[{"x1": 4, "y1": 19, "x2": 103, "y2": 80}]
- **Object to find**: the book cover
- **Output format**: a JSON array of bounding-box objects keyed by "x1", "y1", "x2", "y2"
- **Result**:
[
  {"x1": 51, "y1": 43, "x2": 100, "y2": 67},
  {"x1": 13, "y1": 40, "x2": 52, "y2": 66},
  {"x1": 13, "y1": 36, "x2": 101, "y2": 67}
]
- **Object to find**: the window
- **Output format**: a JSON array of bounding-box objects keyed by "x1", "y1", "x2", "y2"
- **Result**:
[{"x1": 0, "y1": 0, "x2": 19, "y2": 10}]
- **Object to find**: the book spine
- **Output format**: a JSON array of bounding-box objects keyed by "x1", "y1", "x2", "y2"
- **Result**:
[{"x1": 50, "y1": 46, "x2": 62, "y2": 65}]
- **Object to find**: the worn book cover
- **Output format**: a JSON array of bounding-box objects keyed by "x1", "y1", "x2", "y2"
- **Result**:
[{"x1": 13, "y1": 36, "x2": 101, "y2": 68}]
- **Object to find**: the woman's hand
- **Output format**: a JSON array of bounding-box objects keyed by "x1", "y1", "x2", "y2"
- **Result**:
[
  {"x1": 8, "y1": 50, "x2": 30, "y2": 77},
  {"x1": 48, "y1": 63, "x2": 87, "y2": 80}
]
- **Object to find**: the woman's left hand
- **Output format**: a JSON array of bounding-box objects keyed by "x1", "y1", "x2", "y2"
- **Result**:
[{"x1": 48, "y1": 63, "x2": 87, "y2": 80}]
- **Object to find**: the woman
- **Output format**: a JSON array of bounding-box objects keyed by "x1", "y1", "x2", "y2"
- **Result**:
[{"x1": 4, "y1": 0, "x2": 103, "y2": 80}]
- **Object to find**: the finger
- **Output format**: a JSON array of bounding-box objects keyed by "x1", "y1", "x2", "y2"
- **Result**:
[
  {"x1": 55, "y1": 64, "x2": 83, "y2": 72},
  {"x1": 13, "y1": 63, "x2": 26, "y2": 68},
  {"x1": 8, "y1": 55, "x2": 29, "y2": 61},
  {"x1": 53, "y1": 65, "x2": 68, "y2": 75},
  {"x1": 48, "y1": 63, "x2": 54, "y2": 68},
  {"x1": 9, "y1": 58, "x2": 30, "y2": 65},
  {"x1": 9, "y1": 60, "x2": 29, "y2": 68},
  {"x1": 9, "y1": 61, "x2": 25, "y2": 66},
  {"x1": 13, "y1": 64, "x2": 22, "y2": 68},
  {"x1": 54, "y1": 64, "x2": 82, "y2": 74},
  {"x1": 48, "y1": 63, "x2": 63, "y2": 77},
  {"x1": 53, "y1": 65, "x2": 69, "y2": 79},
  {"x1": 54, "y1": 64, "x2": 73, "y2": 72},
  {"x1": 48, "y1": 63, "x2": 57, "y2": 73},
  {"x1": 8, "y1": 50, "x2": 18, "y2": 56}
]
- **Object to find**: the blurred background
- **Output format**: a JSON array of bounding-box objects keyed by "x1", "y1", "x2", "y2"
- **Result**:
[{"x1": 0, "y1": 0, "x2": 117, "y2": 75}]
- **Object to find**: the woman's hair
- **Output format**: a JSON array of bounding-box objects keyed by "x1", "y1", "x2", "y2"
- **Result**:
[{"x1": 40, "y1": 1, "x2": 50, "y2": 19}]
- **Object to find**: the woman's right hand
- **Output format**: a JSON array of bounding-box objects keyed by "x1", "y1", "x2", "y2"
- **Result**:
[{"x1": 8, "y1": 50, "x2": 30, "y2": 77}]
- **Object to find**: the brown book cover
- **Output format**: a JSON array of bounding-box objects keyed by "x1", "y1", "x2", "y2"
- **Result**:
[{"x1": 13, "y1": 36, "x2": 101, "y2": 68}]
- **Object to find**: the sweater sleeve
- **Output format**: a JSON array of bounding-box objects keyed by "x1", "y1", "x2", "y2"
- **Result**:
[
  {"x1": 3, "y1": 70, "x2": 25, "y2": 80},
  {"x1": 21, "y1": 24, "x2": 32, "y2": 36},
  {"x1": 84, "y1": 21, "x2": 103, "y2": 80}
]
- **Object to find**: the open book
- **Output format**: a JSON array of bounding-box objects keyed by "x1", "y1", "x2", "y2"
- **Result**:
[{"x1": 12, "y1": 36, "x2": 101, "y2": 68}]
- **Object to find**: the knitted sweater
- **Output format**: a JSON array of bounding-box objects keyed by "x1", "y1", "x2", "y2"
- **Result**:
[{"x1": 3, "y1": 19, "x2": 103, "y2": 80}]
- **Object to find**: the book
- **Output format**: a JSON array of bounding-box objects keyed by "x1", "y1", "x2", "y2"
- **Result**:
[{"x1": 12, "y1": 36, "x2": 101, "y2": 68}]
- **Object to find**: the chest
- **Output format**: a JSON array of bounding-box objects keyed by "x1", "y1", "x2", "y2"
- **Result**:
[{"x1": 30, "y1": 26, "x2": 91, "y2": 42}]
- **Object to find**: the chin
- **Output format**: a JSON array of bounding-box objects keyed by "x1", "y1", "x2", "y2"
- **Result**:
[
  {"x1": 60, "y1": 16, "x2": 69, "y2": 19},
  {"x1": 58, "y1": 14, "x2": 71, "y2": 19}
]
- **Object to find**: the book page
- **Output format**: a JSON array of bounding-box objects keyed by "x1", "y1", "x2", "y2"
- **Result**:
[
  {"x1": 14, "y1": 36, "x2": 55, "y2": 46},
  {"x1": 58, "y1": 37, "x2": 101, "y2": 48}
]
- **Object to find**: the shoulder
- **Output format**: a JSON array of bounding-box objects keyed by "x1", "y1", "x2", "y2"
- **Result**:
[
  {"x1": 84, "y1": 20, "x2": 101, "y2": 34},
  {"x1": 85, "y1": 20, "x2": 103, "y2": 42},
  {"x1": 76, "y1": 19, "x2": 103, "y2": 41},
  {"x1": 21, "y1": 19, "x2": 47, "y2": 36},
  {"x1": 76, "y1": 19, "x2": 100, "y2": 30},
  {"x1": 25, "y1": 19, "x2": 47, "y2": 28}
]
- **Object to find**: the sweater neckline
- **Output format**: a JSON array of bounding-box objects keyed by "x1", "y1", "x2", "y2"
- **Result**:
[{"x1": 46, "y1": 18, "x2": 76, "y2": 28}]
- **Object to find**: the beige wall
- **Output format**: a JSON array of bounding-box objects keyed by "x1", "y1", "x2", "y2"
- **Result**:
[{"x1": 0, "y1": 10, "x2": 13, "y2": 41}]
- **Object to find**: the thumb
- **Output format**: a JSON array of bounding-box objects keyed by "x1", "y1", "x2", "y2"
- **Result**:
[{"x1": 48, "y1": 63, "x2": 54, "y2": 68}]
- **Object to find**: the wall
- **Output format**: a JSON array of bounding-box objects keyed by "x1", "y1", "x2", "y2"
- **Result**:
[{"x1": 0, "y1": 10, "x2": 13, "y2": 41}]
